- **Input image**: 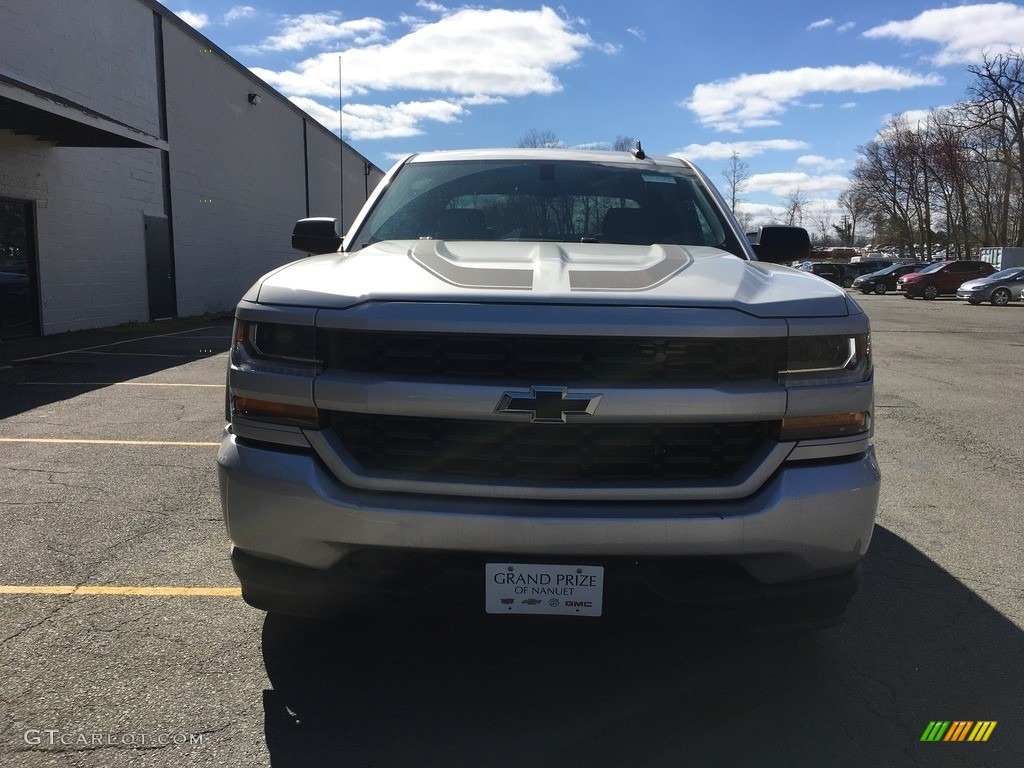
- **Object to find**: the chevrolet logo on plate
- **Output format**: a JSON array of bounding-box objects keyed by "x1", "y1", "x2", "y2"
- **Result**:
[{"x1": 495, "y1": 387, "x2": 602, "y2": 423}]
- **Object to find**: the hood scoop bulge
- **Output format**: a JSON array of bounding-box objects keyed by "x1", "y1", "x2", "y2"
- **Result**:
[{"x1": 409, "y1": 239, "x2": 695, "y2": 292}]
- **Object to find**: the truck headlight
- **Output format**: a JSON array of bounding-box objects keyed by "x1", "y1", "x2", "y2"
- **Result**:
[
  {"x1": 229, "y1": 319, "x2": 322, "y2": 428},
  {"x1": 781, "y1": 333, "x2": 871, "y2": 386},
  {"x1": 231, "y1": 320, "x2": 322, "y2": 376}
]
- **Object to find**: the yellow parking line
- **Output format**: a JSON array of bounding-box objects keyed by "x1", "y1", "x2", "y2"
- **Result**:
[
  {"x1": 12, "y1": 326, "x2": 223, "y2": 362},
  {"x1": 87, "y1": 351, "x2": 210, "y2": 358},
  {"x1": 0, "y1": 586, "x2": 240, "y2": 597},
  {"x1": 0, "y1": 438, "x2": 219, "y2": 447}
]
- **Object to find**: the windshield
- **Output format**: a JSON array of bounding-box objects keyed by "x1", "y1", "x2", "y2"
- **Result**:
[
  {"x1": 919, "y1": 262, "x2": 946, "y2": 274},
  {"x1": 349, "y1": 159, "x2": 742, "y2": 254},
  {"x1": 989, "y1": 267, "x2": 1024, "y2": 279}
]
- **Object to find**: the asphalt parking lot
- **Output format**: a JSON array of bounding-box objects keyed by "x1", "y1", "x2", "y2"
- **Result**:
[{"x1": 0, "y1": 295, "x2": 1022, "y2": 767}]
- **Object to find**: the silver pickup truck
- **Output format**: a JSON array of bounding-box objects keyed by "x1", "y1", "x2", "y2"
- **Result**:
[{"x1": 217, "y1": 148, "x2": 879, "y2": 630}]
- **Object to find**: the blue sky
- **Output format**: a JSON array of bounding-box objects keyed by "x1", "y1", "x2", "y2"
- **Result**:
[{"x1": 172, "y1": 1, "x2": 1024, "y2": 225}]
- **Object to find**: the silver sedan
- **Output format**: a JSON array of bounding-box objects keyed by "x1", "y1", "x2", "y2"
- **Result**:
[{"x1": 956, "y1": 267, "x2": 1024, "y2": 306}]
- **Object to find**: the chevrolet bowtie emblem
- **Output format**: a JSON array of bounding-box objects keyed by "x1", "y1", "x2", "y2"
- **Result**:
[{"x1": 495, "y1": 387, "x2": 602, "y2": 423}]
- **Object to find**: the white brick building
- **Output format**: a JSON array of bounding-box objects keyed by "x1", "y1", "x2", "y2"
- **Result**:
[{"x1": 0, "y1": 0, "x2": 384, "y2": 337}]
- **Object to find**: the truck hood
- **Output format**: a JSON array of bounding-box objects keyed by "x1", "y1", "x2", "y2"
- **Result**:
[{"x1": 252, "y1": 240, "x2": 855, "y2": 318}]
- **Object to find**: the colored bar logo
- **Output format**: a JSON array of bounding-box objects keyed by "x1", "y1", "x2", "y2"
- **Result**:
[{"x1": 920, "y1": 721, "x2": 997, "y2": 742}]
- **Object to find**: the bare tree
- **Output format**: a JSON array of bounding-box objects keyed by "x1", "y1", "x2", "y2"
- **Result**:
[
  {"x1": 783, "y1": 188, "x2": 808, "y2": 226},
  {"x1": 966, "y1": 50, "x2": 1024, "y2": 246},
  {"x1": 836, "y1": 188, "x2": 870, "y2": 245},
  {"x1": 847, "y1": 77, "x2": 1022, "y2": 256},
  {"x1": 811, "y1": 204, "x2": 835, "y2": 246},
  {"x1": 734, "y1": 208, "x2": 755, "y2": 233},
  {"x1": 721, "y1": 151, "x2": 751, "y2": 213},
  {"x1": 850, "y1": 117, "x2": 925, "y2": 256},
  {"x1": 925, "y1": 107, "x2": 974, "y2": 257},
  {"x1": 612, "y1": 135, "x2": 636, "y2": 152},
  {"x1": 517, "y1": 129, "x2": 562, "y2": 148}
]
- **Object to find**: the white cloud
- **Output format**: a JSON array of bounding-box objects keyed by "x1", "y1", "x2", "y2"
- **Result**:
[
  {"x1": 837, "y1": 22, "x2": 856, "y2": 33},
  {"x1": 416, "y1": 0, "x2": 449, "y2": 13},
  {"x1": 251, "y1": 6, "x2": 598, "y2": 140},
  {"x1": 290, "y1": 96, "x2": 466, "y2": 139},
  {"x1": 735, "y1": 202, "x2": 787, "y2": 227},
  {"x1": 877, "y1": 105, "x2": 957, "y2": 136},
  {"x1": 258, "y1": 13, "x2": 387, "y2": 51},
  {"x1": 287, "y1": 97, "x2": 344, "y2": 131},
  {"x1": 797, "y1": 155, "x2": 846, "y2": 171},
  {"x1": 672, "y1": 139, "x2": 810, "y2": 160},
  {"x1": 685, "y1": 64, "x2": 944, "y2": 131},
  {"x1": 344, "y1": 100, "x2": 467, "y2": 140},
  {"x1": 840, "y1": 102, "x2": 857, "y2": 109},
  {"x1": 746, "y1": 172, "x2": 850, "y2": 196},
  {"x1": 863, "y1": 3, "x2": 1024, "y2": 65},
  {"x1": 458, "y1": 94, "x2": 507, "y2": 107},
  {"x1": 627, "y1": 27, "x2": 646, "y2": 42},
  {"x1": 250, "y1": 65, "x2": 336, "y2": 99},
  {"x1": 175, "y1": 10, "x2": 209, "y2": 29},
  {"x1": 223, "y1": 5, "x2": 255, "y2": 23},
  {"x1": 808, "y1": 18, "x2": 834, "y2": 31},
  {"x1": 890, "y1": 108, "x2": 934, "y2": 127}
]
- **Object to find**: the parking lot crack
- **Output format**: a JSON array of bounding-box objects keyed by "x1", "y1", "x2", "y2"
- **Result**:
[{"x1": 0, "y1": 603, "x2": 68, "y2": 648}]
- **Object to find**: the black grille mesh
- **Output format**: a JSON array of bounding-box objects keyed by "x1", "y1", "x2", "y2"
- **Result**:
[
  {"x1": 328, "y1": 412, "x2": 771, "y2": 483},
  {"x1": 321, "y1": 331, "x2": 783, "y2": 384}
]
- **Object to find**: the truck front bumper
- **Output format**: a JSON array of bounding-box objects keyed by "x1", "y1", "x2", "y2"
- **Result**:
[{"x1": 218, "y1": 430, "x2": 879, "y2": 624}]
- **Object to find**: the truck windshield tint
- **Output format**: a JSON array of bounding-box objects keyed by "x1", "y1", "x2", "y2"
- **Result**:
[{"x1": 351, "y1": 159, "x2": 733, "y2": 250}]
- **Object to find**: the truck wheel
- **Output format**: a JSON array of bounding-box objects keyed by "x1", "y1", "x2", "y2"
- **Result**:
[
  {"x1": 991, "y1": 288, "x2": 1011, "y2": 306},
  {"x1": 873, "y1": 283, "x2": 887, "y2": 295},
  {"x1": 922, "y1": 284, "x2": 939, "y2": 300}
]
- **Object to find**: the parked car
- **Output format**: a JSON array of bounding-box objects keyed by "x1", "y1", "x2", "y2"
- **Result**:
[
  {"x1": 852, "y1": 263, "x2": 928, "y2": 294},
  {"x1": 839, "y1": 260, "x2": 895, "y2": 287},
  {"x1": 896, "y1": 260, "x2": 996, "y2": 299},
  {"x1": 955, "y1": 267, "x2": 1024, "y2": 305},
  {"x1": 798, "y1": 261, "x2": 844, "y2": 285}
]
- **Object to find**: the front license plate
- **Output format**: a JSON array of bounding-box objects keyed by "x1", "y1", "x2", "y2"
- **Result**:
[{"x1": 485, "y1": 563, "x2": 604, "y2": 617}]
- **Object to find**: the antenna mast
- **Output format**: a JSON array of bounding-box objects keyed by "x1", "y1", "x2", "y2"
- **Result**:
[{"x1": 338, "y1": 56, "x2": 344, "y2": 225}]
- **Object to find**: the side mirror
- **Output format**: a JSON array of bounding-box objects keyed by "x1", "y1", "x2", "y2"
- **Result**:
[
  {"x1": 750, "y1": 225, "x2": 811, "y2": 265},
  {"x1": 292, "y1": 217, "x2": 343, "y2": 254}
]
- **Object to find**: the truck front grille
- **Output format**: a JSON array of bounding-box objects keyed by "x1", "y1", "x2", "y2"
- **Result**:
[
  {"x1": 321, "y1": 331, "x2": 783, "y2": 384},
  {"x1": 327, "y1": 412, "x2": 772, "y2": 483}
]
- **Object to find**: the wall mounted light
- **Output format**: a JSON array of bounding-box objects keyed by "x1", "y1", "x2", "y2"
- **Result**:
[{"x1": 247, "y1": 93, "x2": 261, "y2": 106}]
